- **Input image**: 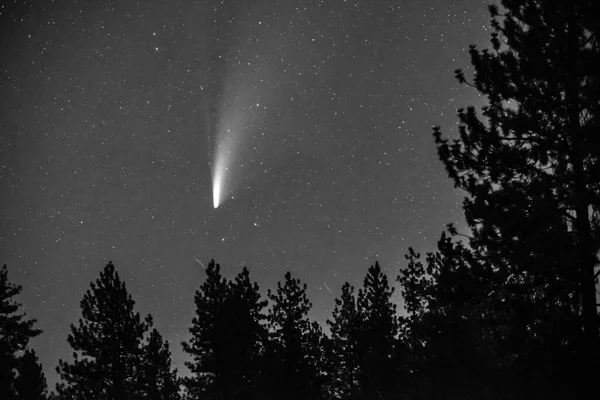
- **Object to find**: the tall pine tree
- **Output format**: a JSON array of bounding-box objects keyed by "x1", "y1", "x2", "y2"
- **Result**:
[
  {"x1": 55, "y1": 261, "x2": 151, "y2": 400},
  {"x1": 182, "y1": 259, "x2": 228, "y2": 399},
  {"x1": 139, "y1": 328, "x2": 180, "y2": 400},
  {"x1": 266, "y1": 271, "x2": 316, "y2": 400},
  {"x1": 0, "y1": 264, "x2": 42, "y2": 399},
  {"x1": 398, "y1": 234, "x2": 502, "y2": 399},
  {"x1": 356, "y1": 262, "x2": 398, "y2": 399},
  {"x1": 183, "y1": 261, "x2": 267, "y2": 400},
  {"x1": 326, "y1": 282, "x2": 361, "y2": 399},
  {"x1": 220, "y1": 267, "x2": 268, "y2": 399},
  {"x1": 304, "y1": 321, "x2": 332, "y2": 399},
  {"x1": 433, "y1": 0, "x2": 600, "y2": 395}
]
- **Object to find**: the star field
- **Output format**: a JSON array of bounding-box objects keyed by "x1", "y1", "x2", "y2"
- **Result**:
[{"x1": 1, "y1": 0, "x2": 492, "y2": 387}]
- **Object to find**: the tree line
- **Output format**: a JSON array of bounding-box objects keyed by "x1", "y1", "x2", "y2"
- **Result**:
[{"x1": 2, "y1": 0, "x2": 599, "y2": 398}]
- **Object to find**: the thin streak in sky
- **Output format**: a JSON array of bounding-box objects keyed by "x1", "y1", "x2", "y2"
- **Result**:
[
  {"x1": 324, "y1": 281, "x2": 332, "y2": 293},
  {"x1": 195, "y1": 258, "x2": 206, "y2": 269}
]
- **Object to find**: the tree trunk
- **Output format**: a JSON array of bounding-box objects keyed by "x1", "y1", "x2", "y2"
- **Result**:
[{"x1": 566, "y1": 2, "x2": 599, "y2": 383}]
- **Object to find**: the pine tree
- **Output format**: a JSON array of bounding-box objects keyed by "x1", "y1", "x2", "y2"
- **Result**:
[
  {"x1": 14, "y1": 349, "x2": 47, "y2": 400},
  {"x1": 433, "y1": 0, "x2": 600, "y2": 394},
  {"x1": 220, "y1": 267, "x2": 268, "y2": 399},
  {"x1": 139, "y1": 329, "x2": 180, "y2": 400},
  {"x1": 181, "y1": 259, "x2": 229, "y2": 399},
  {"x1": 266, "y1": 271, "x2": 315, "y2": 400},
  {"x1": 399, "y1": 234, "x2": 502, "y2": 399},
  {"x1": 356, "y1": 262, "x2": 398, "y2": 399},
  {"x1": 183, "y1": 262, "x2": 269, "y2": 400},
  {"x1": 55, "y1": 261, "x2": 151, "y2": 400},
  {"x1": 305, "y1": 320, "x2": 334, "y2": 400},
  {"x1": 326, "y1": 282, "x2": 361, "y2": 399},
  {"x1": 0, "y1": 264, "x2": 42, "y2": 399}
]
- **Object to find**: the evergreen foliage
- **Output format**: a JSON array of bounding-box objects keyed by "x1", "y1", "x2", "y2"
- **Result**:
[
  {"x1": 55, "y1": 261, "x2": 152, "y2": 400},
  {"x1": 14, "y1": 348, "x2": 47, "y2": 400},
  {"x1": 182, "y1": 259, "x2": 228, "y2": 399},
  {"x1": 399, "y1": 234, "x2": 501, "y2": 399},
  {"x1": 183, "y1": 261, "x2": 267, "y2": 400},
  {"x1": 355, "y1": 262, "x2": 398, "y2": 399},
  {"x1": 266, "y1": 271, "x2": 317, "y2": 400},
  {"x1": 326, "y1": 282, "x2": 360, "y2": 399},
  {"x1": 430, "y1": 0, "x2": 600, "y2": 396},
  {"x1": 139, "y1": 328, "x2": 180, "y2": 400},
  {"x1": 0, "y1": 264, "x2": 42, "y2": 399}
]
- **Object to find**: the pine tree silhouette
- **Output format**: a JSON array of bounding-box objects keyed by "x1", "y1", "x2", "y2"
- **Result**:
[
  {"x1": 0, "y1": 264, "x2": 42, "y2": 399},
  {"x1": 216, "y1": 267, "x2": 267, "y2": 399},
  {"x1": 304, "y1": 321, "x2": 332, "y2": 399},
  {"x1": 182, "y1": 259, "x2": 229, "y2": 399},
  {"x1": 266, "y1": 271, "x2": 316, "y2": 400},
  {"x1": 399, "y1": 234, "x2": 501, "y2": 399},
  {"x1": 356, "y1": 262, "x2": 398, "y2": 399},
  {"x1": 139, "y1": 328, "x2": 180, "y2": 400},
  {"x1": 183, "y1": 261, "x2": 268, "y2": 400},
  {"x1": 55, "y1": 261, "x2": 151, "y2": 399},
  {"x1": 326, "y1": 282, "x2": 361, "y2": 399},
  {"x1": 14, "y1": 349, "x2": 47, "y2": 400},
  {"x1": 432, "y1": 0, "x2": 600, "y2": 396}
]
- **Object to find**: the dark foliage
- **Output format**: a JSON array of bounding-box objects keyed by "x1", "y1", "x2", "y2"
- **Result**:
[
  {"x1": 266, "y1": 271, "x2": 320, "y2": 400},
  {"x1": 14, "y1": 349, "x2": 47, "y2": 400},
  {"x1": 182, "y1": 259, "x2": 228, "y2": 399},
  {"x1": 183, "y1": 261, "x2": 267, "y2": 400},
  {"x1": 430, "y1": 0, "x2": 600, "y2": 397},
  {"x1": 399, "y1": 235, "x2": 503, "y2": 399},
  {"x1": 0, "y1": 264, "x2": 42, "y2": 400},
  {"x1": 54, "y1": 261, "x2": 177, "y2": 400},
  {"x1": 327, "y1": 282, "x2": 360, "y2": 399},
  {"x1": 355, "y1": 262, "x2": 399, "y2": 399},
  {"x1": 139, "y1": 329, "x2": 180, "y2": 400}
]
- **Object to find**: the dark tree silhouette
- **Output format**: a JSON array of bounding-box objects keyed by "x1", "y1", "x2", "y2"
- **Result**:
[
  {"x1": 183, "y1": 261, "x2": 268, "y2": 400},
  {"x1": 326, "y1": 282, "x2": 360, "y2": 399},
  {"x1": 139, "y1": 328, "x2": 180, "y2": 400},
  {"x1": 14, "y1": 348, "x2": 47, "y2": 400},
  {"x1": 55, "y1": 261, "x2": 151, "y2": 400},
  {"x1": 216, "y1": 267, "x2": 267, "y2": 399},
  {"x1": 355, "y1": 262, "x2": 398, "y2": 399},
  {"x1": 266, "y1": 271, "x2": 317, "y2": 400},
  {"x1": 0, "y1": 264, "x2": 42, "y2": 399},
  {"x1": 399, "y1": 234, "x2": 504, "y2": 399},
  {"x1": 432, "y1": 0, "x2": 600, "y2": 396},
  {"x1": 304, "y1": 321, "x2": 333, "y2": 399},
  {"x1": 182, "y1": 259, "x2": 229, "y2": 399}
]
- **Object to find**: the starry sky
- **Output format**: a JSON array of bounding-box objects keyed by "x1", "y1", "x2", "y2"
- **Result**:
[{"x1": 1, "y1": 0, "x2": 492, "y2": 388}]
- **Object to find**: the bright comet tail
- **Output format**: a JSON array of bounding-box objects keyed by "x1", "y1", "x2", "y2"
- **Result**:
[
  {"x1": 211, "y1": 150, "x2": 226, "y2": 208},
  {"x1": 212, "y1": 176, "x2": 221, "y2": 208},
  {"x1": 211, "y1": 127, "x2": 234, "y2": 209}
]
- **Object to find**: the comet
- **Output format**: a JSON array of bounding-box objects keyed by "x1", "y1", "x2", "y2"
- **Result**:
[
  {"x1": 210, "y1": 112, "x2": 238, "y2": 209},
  {"x1": 211, "y1": 138, "x2": 229, "y2": 209},
  {"x1": 211, "y1": 133, "x2": 231, "y2": 210},
  {"x1": 212, "y1": 168, "x2": 222, "y2": 208},
  {"x1": 209, "y1": 22, "x2": 272, "y2": 209}
]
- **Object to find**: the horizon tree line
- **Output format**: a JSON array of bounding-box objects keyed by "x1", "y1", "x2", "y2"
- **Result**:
[
  {"x1": 1, "y1": 258, "x2": 408, "y2": 400},
  {"x1": 1, "y1": 0, "x2": 599, "y2": 398}
]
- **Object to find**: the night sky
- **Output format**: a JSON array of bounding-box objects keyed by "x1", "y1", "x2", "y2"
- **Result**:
[{"x1": 1, "y1": 0, "x2": 492, "y2": 387}]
